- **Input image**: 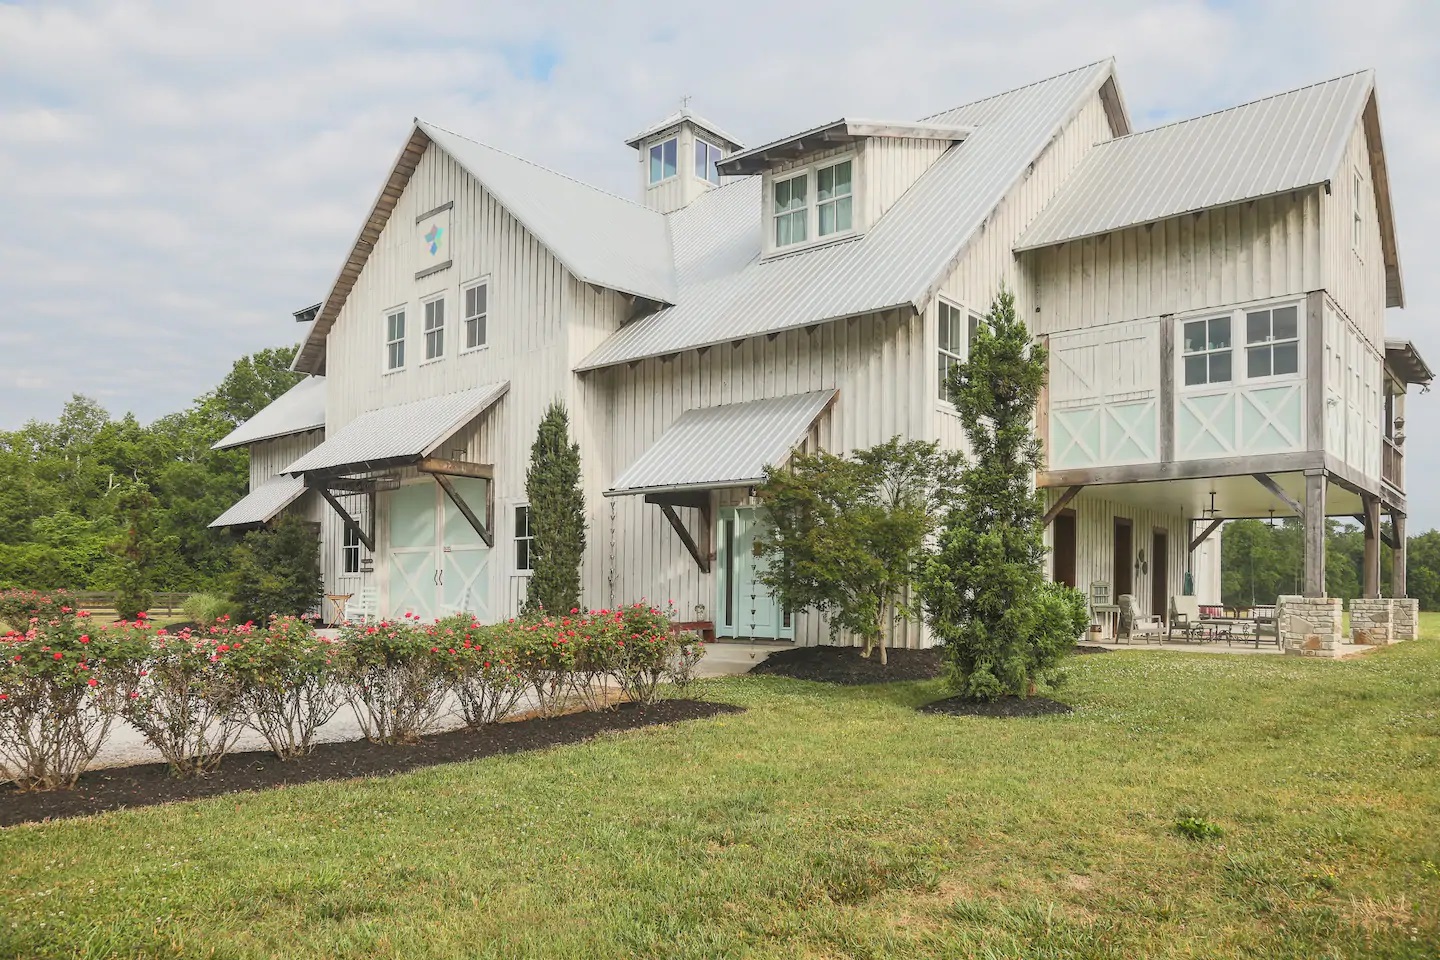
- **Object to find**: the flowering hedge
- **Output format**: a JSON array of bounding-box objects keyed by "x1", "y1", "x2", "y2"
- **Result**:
[{"x1": 0, "y1": 588, "x2": 80, "y2": 633}]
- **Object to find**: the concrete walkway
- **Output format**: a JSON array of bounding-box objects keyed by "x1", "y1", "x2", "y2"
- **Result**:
[{"x1": 1085, "y1": 638, "x2": 1382, "y2": 657}]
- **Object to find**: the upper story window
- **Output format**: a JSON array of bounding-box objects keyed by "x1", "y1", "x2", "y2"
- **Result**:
[
  {"x1": 937, "y1": 299, "x2": 981, "y2": 401},
  {"x1": 769, "y1": 154, "x2": 858, "y2": 252},
  {"x1": 1352, "y1": 169, "x2": 1364, "y2": 255},
  {"x1": 422, "y1": 296, "x2": 445, "y2": 362},
  {"x1": 342, "y1": 525, "x2": 362, "y2": 574},
  {"x1": 816, "y1": 160, "x2": 853, "y2": 237},
  {"x1": 385, "y1": 308, "x2": 406, "y2": 371},
  {"x1": 463, "y1": 280, "x2": 488, "y2": 351},
  {"x1": 695, "y1": 138, "x2": 723, "y2": 185},
  {"x1": 1182, "y1": 316, "x2": 1232, "y2": 386},
  {"x1": 649, "y1": 137, "x2": 678, "y2": 185},
  {"x1": 773, "y1": 173, "x2": 808, "y2": 247},
  {"x1": 1245, "y1": 305, "x2": 1299, "y2": 379},
  {"x1": 514, "y1": 505, "x2": 534, "y2": 572}
]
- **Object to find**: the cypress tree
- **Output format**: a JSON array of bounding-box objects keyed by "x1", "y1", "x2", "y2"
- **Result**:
[{"x1": 523, "y1": 401, "x2": 586, "y2": 616}]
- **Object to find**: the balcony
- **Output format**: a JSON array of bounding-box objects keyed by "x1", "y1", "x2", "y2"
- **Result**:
[{"x1": 1382, "y1": 436, "x2": 1404, "y2": 490}]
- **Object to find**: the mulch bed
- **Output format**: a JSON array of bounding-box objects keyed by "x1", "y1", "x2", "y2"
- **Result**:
[
  {"x1": 919, "y1": 695, "x2": 1073, "y2": 718},
  {"x1": 1072, "y1": 644, "x2": 1111, "y2": 655},
  {"x1": 0, "y1": 699, "x2": 740, "y2": 828},
  {"x1": 748, "y1": 645, "x2": 943, "y2": 684}
]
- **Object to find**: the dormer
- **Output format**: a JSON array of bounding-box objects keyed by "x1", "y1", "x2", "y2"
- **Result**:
[
  {"x1": 715, "y1": 118, "x2": 973, "y2": 257},
  {"x1": 626, "y1": 107, "x2": 744, "y2": 214}
]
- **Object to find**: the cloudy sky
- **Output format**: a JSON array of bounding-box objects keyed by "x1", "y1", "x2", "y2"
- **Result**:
[{"x1": 1, "y1": 0, "x2": 1436, "y2": 521}]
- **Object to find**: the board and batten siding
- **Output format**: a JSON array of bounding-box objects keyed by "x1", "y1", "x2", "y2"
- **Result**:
[
  {"x1": 1046, "y1": 491, "x2": 1192, "y2": 621},
  {"x1": 1323, "y1": 300, "x2": 1384, "y2": 483},
  {"x1": 862, "y1": 137, "x2": 951, "y2": 227},
  {"x1": 592, "y1": 307, "x2": 929, "y2": 646},
  {"x1": 1321, "y1": 113, "x2": 1388, "y2": 349},
  {"x1": 248, "y1": 430, "x2": 322, "y2": 488}
]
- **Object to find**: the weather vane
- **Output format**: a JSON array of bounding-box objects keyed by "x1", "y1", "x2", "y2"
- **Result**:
[{"x1": 680, "y1": 94, "x2": 692, "y2": 109}]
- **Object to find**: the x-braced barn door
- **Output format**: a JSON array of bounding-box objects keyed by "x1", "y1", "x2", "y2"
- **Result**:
[{"x1": 385, "y1": 478, "x2": 492, "y2": 621}]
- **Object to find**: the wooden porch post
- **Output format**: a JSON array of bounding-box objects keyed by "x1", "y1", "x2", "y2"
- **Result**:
[
  {"x1": 1391, "y1": 510, "x2": 1408, "y2": 598},
  {"x1": 1361, "y1": 495, "x2": 1381, "y2": 598},
  {"x1": 1303, "y1": 470, "x2": 1327, "y2": 598}
]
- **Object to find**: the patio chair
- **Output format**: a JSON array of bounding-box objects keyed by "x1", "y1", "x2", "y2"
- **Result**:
[
  {"x1": 1117, "y1": 594, "x2": 1165, "y2": 643},
  {"x1": 1252, "y1": 604, "x2": 1279, "y2": 648},
  {"x1": 1089, "y1": 581, "x2": 1119, "y2": 639},
  {"x1": 343, "y1": 588, "x2": 379, "y2": 623},
  {"x1": 1168, "y1": 596, "x2": 1204, "y2": 642}
]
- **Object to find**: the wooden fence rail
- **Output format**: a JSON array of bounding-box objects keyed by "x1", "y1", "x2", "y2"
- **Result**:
[{"x1": 34, "y1": 592, "x2": 196, "y2": 617}]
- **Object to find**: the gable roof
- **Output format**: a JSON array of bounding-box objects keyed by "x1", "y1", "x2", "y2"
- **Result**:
[
  {"x1": 1014, "y1": 70, "x2": 1403, "y2": 307},
  {"x1": 577, "y1": 60, "x2": 1123, "y2": 371},
  {"x1": 294, "y1": 122, "x2": 676, "y2": 375},
  {"x1": 212, "y1": 376, "x2": 326, "y2": 450}
]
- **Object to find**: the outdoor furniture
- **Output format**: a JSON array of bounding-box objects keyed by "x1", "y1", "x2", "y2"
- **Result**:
[
  {"x1": 342, "y1": 589, "x2": 379, "y2": 623},
  {"x1": 1168, "y1": 596, "x2": 1205, "y2": 642},
  {"x1": 1090, "y1": 581, "x2": 1119, "y2": 640},
  {"x1": 1116, "y1": 594, "x2": 1165, "y2": 643},
  {"x1": 325, "y1": 593, "x2": 354, "y2": 625}
]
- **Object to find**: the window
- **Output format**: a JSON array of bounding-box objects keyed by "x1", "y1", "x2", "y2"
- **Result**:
[
  {"x1": 1352, "y1": 169, "x2": 1364, "y2": 255},
  {"x1": 648, "y1": 137, "x2": 677, "y2": 184},
  {"x1": 423, "y1": 297, "x2": 445, "y2": 361},
  {"x1": 937, "y1": 300, "x2": 980, "y2": 400},
  {"x1": 385, "y1": 308, "x2": 406, "y2": 371},
  {"x1": 816, "y1": 160, "x2": 853, "y2": 237},
  {"x1": 1182, "y1": 316, "x2": 1232, "y2": 386},
  {"x1": 514, "y1": 505, "x2": 534, "y2": 572},
  {"x1": 773, "y1": 173, "x2": 808, "y2": 247},
  {"x1": 342, "y1": 525, "x2": 362, "y2": 574},
  {"x1": 695, "y1": 138, "x2": 723, "y2": 185},
  {"x1": 463, "y1": 281, "x2": 487, "y2": 351},
  {"x1": 1245, "y1": 305, "x2": 1299, "y2": 378}
]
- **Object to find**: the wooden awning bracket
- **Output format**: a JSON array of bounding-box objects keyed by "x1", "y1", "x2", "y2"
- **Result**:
[
  {"x1": 645, "y1": 492, "x2": 713, "y2": 573},
  {"x1": 1042, "y1": 485, "x2": 1085, "y2": 527},
  {"x1": 1251, "y1": 473, "x2": 1305, "y2": 520},
  {"x1": 433, "y1": 474, "x2": 493, "y2": 548},
  {"x1": 307, "y1": 477, "x2": 374, "y2": 552}
]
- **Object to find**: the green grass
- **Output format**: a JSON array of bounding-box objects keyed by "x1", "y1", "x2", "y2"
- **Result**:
[{"x1": 4, "y1": 620, "x2": 1440, "y2": 959}]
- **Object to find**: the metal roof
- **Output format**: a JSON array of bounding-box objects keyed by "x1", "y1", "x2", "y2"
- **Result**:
[
  {"x1": 1385, "y1": 339, "x2": 1434, "y2": 386},
  {"x1": 717, "y1": 119, "x2": 973, "y2": 176},
  {"x1": 607, "y1": 389, "x2": 837, "y2": 496},
  {"x1": 212, "y1": 376, "x2": 327, "y2": 450},
  {"x1": 1016, "y1": 71, "x2": 1374, "y2": 252},
  {"x1": 624, "y1": 107, "x2": 745, "y2": 149},
  {"x1": 283, "y1": 382, "x2": 509, "y2": 476},
  {"x1": 578, "y1": 60, "x2": 1119, "y2": 371},
  {"x1": 209, "y1": 474, "x2": 307, "y2": 528}
]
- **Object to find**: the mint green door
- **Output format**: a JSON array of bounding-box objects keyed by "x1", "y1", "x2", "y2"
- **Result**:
[
  {"x1": 388, "y1": 482, "x2": 439, "y2": 621},
  {"x1": 716, "y1": 507, "x2": 792, "y2": 640},
  {"x1": 440, "y1": 477, "x2": 491, "y2": 620}
]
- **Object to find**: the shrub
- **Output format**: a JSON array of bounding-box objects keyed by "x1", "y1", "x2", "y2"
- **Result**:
[
  {"x1": 226, "y1": 616, "x2": 344, "y2": 759},
  {"x1": 432, "y1": 615, "x2": 526, "y2": 728},
  {"x1": 611, "y1": 603, "x2": 689, "y2": 705},
  {"x1": 508, "y1": 617, "x2": 579, "y2": 718},
  {"x1": 340, "y1": 616, "x2": 451, "y2": 742},
  {"x1": 0, "y1": 588, "x2": 79, "y2": 633},
  {"x1": 230, "y1": 513, "x2": 324, "y2": 623},
  {"x1": 120, "y1": 619, "x2": 247, "y2": 776},
  {"x1": 0, "y1": 612, "x2": 138, "y2": 790},
  {"x1": 182, "y1": 592, "x2": 237, "y2": 628}
]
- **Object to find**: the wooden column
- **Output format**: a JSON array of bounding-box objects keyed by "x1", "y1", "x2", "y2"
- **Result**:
[
  {"x1": 1303, "y1": 470, "x2": 1327, "y2": 598},
  {"x1": 1391, "y1": 510, "x2": 1408, "y2": 598},
  {"x1": 1361, "y1": 495, "x2": 1381, "y2": 598}
]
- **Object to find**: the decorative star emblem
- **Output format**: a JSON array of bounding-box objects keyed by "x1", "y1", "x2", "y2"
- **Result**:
[{"x1": 425, "y1": 224, "x2": 444, "y2": 255}]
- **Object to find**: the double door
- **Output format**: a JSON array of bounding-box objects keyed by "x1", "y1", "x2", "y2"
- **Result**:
[
  {"x1": 387, "y1": 478, "x2": 491, "y2": 622},
  {"x1": 715, "y1": 506, "x2": 792, "y2": 640}
]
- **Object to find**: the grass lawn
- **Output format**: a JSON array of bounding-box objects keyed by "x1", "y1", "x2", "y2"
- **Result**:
[{"x1": 3, "y1": 624, "x2": 1439, "y2": 958}]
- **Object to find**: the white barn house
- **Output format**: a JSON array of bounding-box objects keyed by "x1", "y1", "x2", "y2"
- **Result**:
[{"x1": 211, "y1": 59, "x2": 1428, "y2": 650}]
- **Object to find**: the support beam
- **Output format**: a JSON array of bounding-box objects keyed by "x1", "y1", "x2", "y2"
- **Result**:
[
  {"x1": 1391, "y1": 510, "x2": 1408, "y2": 598},
  {"x1": 1189, "y1": 518, "x2": 1224, "y2": 553},
  {"x1": 1159, "y1": 316, "x2": 1175, "y2": 463},
  {"x1": 432, "y1": 474, "x2": 493, "y2": 547},
  {"x1": 1304, "y1": 470, "x2": 1327, "y2": 597},
  {"x1": 657, "y1": 502, "x2": 709, "y2": 573},
  {"x1": 1353, "y1": 515, "x2": 1395, "y2": 549},
  {"x1": 1252, "y1": 473, "x2": 1305, "y2": 519},
  {"x1": 313, "y1": 485, "x2": 373, "y2": 552},
  {"x1": 417, "y1": 457, "x2": 494, "y2": 480},
  {"x1": 1361, "y1": 494, "x2": 1381, "y2": 599},
  {"x1": 1042, "y1": 485, "x2": 1085, "y2": 527}
]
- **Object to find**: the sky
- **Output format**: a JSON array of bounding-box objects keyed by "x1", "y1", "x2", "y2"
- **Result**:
[{"x1": 1, "y1": 0, "x2": 1437, "y2": 522}]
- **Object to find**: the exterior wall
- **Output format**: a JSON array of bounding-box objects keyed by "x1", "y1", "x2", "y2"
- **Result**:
[
  {"x1": 1322, "y1": 299, "x2": 1384, "y2": 482},
  {"x1": 1044, "y1": 491, "x2": 1191, "y2": 621},
  {"x1": 1321, "y1": 114, "x2": 1387, "y2": 349},
  {"x1": 862, "y1": 136, "x2": 950, "y2": 226},
  {"x1": 249, "y1": 430, "x2": 323, "y2": 487},
  {"x1": 246, "y1": 432, "x2": 334, "y2": 606},
  {"x1": 1045, "y1": 320, "x2": 1161, "y2": 470}
]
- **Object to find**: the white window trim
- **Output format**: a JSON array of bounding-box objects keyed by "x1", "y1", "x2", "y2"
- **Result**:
[
  {"x1": 419, "y1": 292, "x2": 446, "y2": 366},
  {"x1": 936, "y1": 296, "x2": 983, "y2": 411},
  {"x1": 1352, "y1": 167, "x2": 1365, "y2": 261},
  {"x1": 514, "y1": 503, "x2": 534, "y2": 574},
  {"x1": 341, "y1": 524, "x2": 365, "y2": 576},
  {"x1": 694, "y1": 137, "x2": 722, "y2": 185},
  {"x1": 648, "y1": 137, "x2": 679, "y2": 186},
  {"x1": 763, "y1": 150, "x2": 860, "y2": 257},
  {"x1": 1241, "y1": 303, "x2": 1303, "y2": 384},
  {"x1": 460, "y1": 277, "x2": 490, "y2": 355},
  {"x1": 383, "y1": 304, "x2": 408, "y2": 375},
  {"x1": 1174, "y1": 297, "x2": 1306, "y2": 393}
]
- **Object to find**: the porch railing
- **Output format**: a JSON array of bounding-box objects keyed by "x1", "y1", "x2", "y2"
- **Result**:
[{"x1": 1382, "y1": 437, "x2": 1404, "y2": 490}]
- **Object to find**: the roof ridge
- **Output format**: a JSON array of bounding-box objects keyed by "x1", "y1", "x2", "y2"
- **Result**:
[
  {"x1": 417, "y1": 118, "x2": 664, "y2": 216},
  {"x1": 1103, "y1": 69, "x2": 1373, "y2": 143},
  {"x1": 918, "y1": 58, "x2": 1113, "y2": 122}
]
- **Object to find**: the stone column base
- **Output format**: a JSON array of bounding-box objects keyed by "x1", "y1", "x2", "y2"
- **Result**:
[
  {"x1": 1350, "y1": 598, "x2": 1393, "y2": 646},
  {"x1": 1278, "y1": 595, "x2": 1343, "y2": 657},
  {"x1": 1392, "y1": 598, "x2": 1420, "y2": 642}
]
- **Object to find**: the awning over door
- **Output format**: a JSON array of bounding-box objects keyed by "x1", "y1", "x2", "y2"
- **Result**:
[
  {"x1": 209, "y1": 474, "x2": 307, "y2": 528},
  {"x1": 282, "y1": 382, "x2": 509, "y2": 477},
  {"x1": 607, "y1": 389, "x2": 837, "y2": 498}
]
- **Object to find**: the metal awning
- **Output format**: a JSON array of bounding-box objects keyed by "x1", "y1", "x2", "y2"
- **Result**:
[
  {"x1": 282, "y1": 382, "x2": 509, "y2": 477},
  {"x1": 607, "y1": 390, "x2": 837, "y2": 498},
  {"x1": 1385, "y1": 339, "x2": 1433, "y2": 386},
  {"x1": 209, "y1": 474, "x2": 307, "y2": 528}
]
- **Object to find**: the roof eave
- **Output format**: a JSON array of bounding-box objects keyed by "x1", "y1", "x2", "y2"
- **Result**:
[
  {"x1": 1359, "y1": 87, "x2": 1404, "y2": 309},
  {"x1": 211, "y1": 422, "x2": 324, "y2": 452},
  {"x1": 716, "y1": 119, "x2": 973, "y2": 176}
]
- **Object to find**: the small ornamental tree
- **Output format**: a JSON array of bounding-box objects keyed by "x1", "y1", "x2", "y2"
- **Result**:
[
  {"x1": 111, "y1": 485, "x2": 157, "y2": 620},
  {"x1": 757, "y1": 438, "x2": 963, "y2": 664},
  {"x1": 522, "y1": 401, "x2": 586, "y2": 617},
  {"x1": 923, "y1": 288, "x2": 1090, "y2": 700},
  {"x1": 229, "y1": 513, "x2": 324, "y2": 623}
]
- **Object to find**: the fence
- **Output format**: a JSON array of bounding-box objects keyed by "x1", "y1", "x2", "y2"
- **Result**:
[{"x1": 61, "y1": 592, "x2": 195, "y2": 617}]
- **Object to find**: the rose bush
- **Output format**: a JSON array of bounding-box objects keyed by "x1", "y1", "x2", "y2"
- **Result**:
[
  {"x1": 226, "y1": 616, "x2": 344, "y2": 759},
  {"x1": 0, "y1": 611, "x2": 140, "y2": 790},
  {"x1": 0, "y1": 589, "x2": 80, "y2": 633},
  {"x1": 340, "y1": 615, "x2": 450, "y2": 743},
  {"x1": 432, "y1": 615, "x2": 526, "y2": 728}
]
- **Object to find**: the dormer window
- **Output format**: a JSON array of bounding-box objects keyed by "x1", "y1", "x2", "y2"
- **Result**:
[
  {"x1": 649, "y1": 137, "x2": 678, "y2": 185},
  {"x1": 695, "y1": 138, "x2": 723, "y2": 185},
  {"x1": 817, "y1": 160, "x2": 853, "y2": 237},
  {"x1": 768, "y1": 154, "x2": 858, "y2": 252},
  {"x1": 773, "y1": 173, "x2": 808, "y2": 247}
]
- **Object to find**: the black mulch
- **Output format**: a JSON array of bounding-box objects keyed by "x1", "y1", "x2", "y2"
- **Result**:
[
  {"x1": 1072, "y1": 644, "x2": 1111, "y2": 655},
  {"x1": 0, "y1": 699, "x2": 741, "y2": 828},
  {"x1": 919, "y1": 695, "x2": 1073, "y2": 718},
  {"x1": 748, "y1": 645, "x2": 943, "y2": 685}
]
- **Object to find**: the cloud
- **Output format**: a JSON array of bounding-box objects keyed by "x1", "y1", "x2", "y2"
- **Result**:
[{"x1": 1, "y1": 0, "x2": 1438, "y2": 523}]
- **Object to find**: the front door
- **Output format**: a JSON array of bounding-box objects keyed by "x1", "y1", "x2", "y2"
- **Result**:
[
  {"x1": 1112, "y1": 518, "x2": 1134, "y2": 601},
  {"x1": 1151, "y1": 529, "x2": 1169, "y2": 619},
  {"x1": 385, "y1": 479, "x2": 492, "y2": 621},
  {"x1": 1052, "y1": 510, "x2": 1077, "y2": 588},
  {"x1": 716, "y1": 506, "x2": 792, "y2": 640}
]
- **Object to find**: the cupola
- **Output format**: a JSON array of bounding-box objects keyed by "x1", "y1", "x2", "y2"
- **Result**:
[{"x1": 625, "y1": 103, "x2": 744, "y2": 214}]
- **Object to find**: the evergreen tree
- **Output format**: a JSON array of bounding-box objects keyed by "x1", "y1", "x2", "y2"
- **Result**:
[
  {"x1": 229, "y1": 513, "x2": 324, "y2": 622},
  {"x1": 522, "y1": 401, "x2": 586, "y2": 616},
  {"x1": 923, "y1": 287, "x2": 1088, "y2": 700},
  {"x1": 111, "y1": 484, "x2": 157, "y2": 619}
]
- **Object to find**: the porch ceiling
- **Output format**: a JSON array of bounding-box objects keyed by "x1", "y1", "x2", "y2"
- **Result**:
[{"x1": 1062, "y1": 472, "x2": 1365, "y2": 521}]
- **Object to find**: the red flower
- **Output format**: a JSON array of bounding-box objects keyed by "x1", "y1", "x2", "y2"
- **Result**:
[
  {"x1": 136, "y1": 611, "x2": 148, "y2": 620},
  {"x1": 53, "y1": 651, "x2": 63, "y2": 660},
  {"x1": 79, "y1": 635, "x2": 90, "y2": 644},
  {"x1": 87, "y1": 678, "x2": 99, "y2": 687}
]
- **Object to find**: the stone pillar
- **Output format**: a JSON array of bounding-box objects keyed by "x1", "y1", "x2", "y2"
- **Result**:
[
  {"x1": 1278, "y1": 595, "x2": 1343, "y2": 657},
  {"x1": 1391, "y1": 598, "x2": 1419, "y2": 642},
  {"x1": 1349, "y1": 597, "x2": 1392, "y2": 646}
]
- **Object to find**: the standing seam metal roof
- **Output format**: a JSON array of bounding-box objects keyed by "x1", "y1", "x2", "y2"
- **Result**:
[
  {"x1": 212, "y1": 376, "x2": 327, "y2": 450},
  {"x1": 282, "y1": 383, "x2": 509, "y2": 475},
  {"x1": 607, "y1": 389, "x2": 837, "y2": 495},
  {"x1": 209, "y1": 474, "x2": 308, "y2": 528}
]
